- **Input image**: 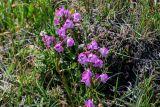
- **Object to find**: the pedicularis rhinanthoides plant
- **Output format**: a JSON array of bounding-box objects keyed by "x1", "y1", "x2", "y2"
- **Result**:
[{"x1": 41, "y1": 6, "x2": 109, "y2": 107}]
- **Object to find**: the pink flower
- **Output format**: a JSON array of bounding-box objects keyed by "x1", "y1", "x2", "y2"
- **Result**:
[
  {"x1": 95, "y1": 73, "x2": 109, "y2": 83},
  {"x1": 78, "y1": 53, "x2": 88, "y2": 65},
  {"x1": 87, "y1": 40, "x2": 98, "y2": 50},
  {"x1": 85, "y1": 99, "x2": 95, "y2": 107},
  {"x1": 42, "y1": 35, "x2": 54, "y2": 47},
  {"x1": 63, "y1": 19, "x2": 74, "y2": 29},
  {"x1": 54, "y1": 18, "x2": 59, "y2": 26},
  {"x1": 99, "y1": 47, "x2": 109, "y2": 57},
  {"x1": 81, "y1": 69, "x2": 92, "y2": 87},
  {"x1": 88, "y1": 53, "x2": 98, "y2": 63},
  {"x1": 54, "y1": 43, "x2": 64, "y2": 52},
  {"x1": 93, "y1": 59, "x2": 104, "y2": 68},
  {"x1": 64, "y1": 10, "x2": 71, "y2": 18},
  {"x1": 67, "y1": 37, "x2": 75, "y2": 47},
  {"x1": 72, "y1": 13, "x2": 81, "y2": 22},
  {"x1": 99, "y1": 73, "x2": 109, "y2": 83},
  {"x1": 95, "y1": 73, "x2": 100, "y2": 80},
  {"x1": 57, "y1": 27, "x2": 66, "y2": 38},
  {"x1": 55, "y1": 6, "x2": 65, "y2": 17}
]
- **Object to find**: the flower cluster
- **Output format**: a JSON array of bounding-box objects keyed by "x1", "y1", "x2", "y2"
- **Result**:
[
  {"x1": 53, "y1": 6, "x2": 81, "y2": 52},
  {"x1": 79, "y1": 40, "x2": 109, "y2": 106},
  {"x1": 41, "y1": 6, "x2": 110, "y2": 106},
  {"x1": 78, "y1": 40, "x2": 109, "y2": 87},
  {"x1": 42, "y1": 6, "x2": 82, "y2": 52}
]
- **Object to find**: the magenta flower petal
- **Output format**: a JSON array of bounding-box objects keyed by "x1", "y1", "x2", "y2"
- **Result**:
[
  {"x1": 54, "y1": 18, "x2": 59, "y2": 26},
  {"x1": 93, "y1": 59, "x2": 104, "y2": 68},
  {"x1": 85, "y1": 99, "x2": 95, "y2": 107},
  {"x1": 54, "y1": 43, "x2": 64, "y2": 52},
  {"x1": 87, "y1": 40, "x2": 98, "y2": 50},
  {"x1": 78, "y1": 53, "x2": 88, "y2": 65},
  {"x1": 88, "y1": 53, "x2": 98, "y2": 63},
  {"x1": 63, "y1": 19, "x2": 74, "y2": 29},
  {"x1": 55, "y1": 6, "x2": 65, "y2": 17},
  {"x1": 95, "y1": 73, "x2": 100, "y2": 80},
  {"x1": 85, "y1": 78, "x2": 91, "y2": 87},
  {"x1": 100, "y1": 73, "x2": 109, "y2": 83},
  {"x1": 81, "y1": 69, "x2": 92, "y2": 87},
  {"x1": 64, "y1": 10, "x2": 71, "y2": 18},
  {"x1": 99, "y1": 47, "x2": 109, "y2": 57},
  {"x1": 57, "y1": 27, "x2": 66, "y2": 38},
  {"x1": 42, "y1": 35, "x2": 54, "y2": 47},
  {"x1": 72, "y1": 12, "x2": 81, "y2": 22},
  {"x1": 67, "y1": 37, "x2": 75, "y2": 47}
]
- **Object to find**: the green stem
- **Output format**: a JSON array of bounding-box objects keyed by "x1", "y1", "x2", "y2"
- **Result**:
[
  {"x1": 61, "y1": 71, "x2": 75, "y2": 106},
  {"x1": 55, "y1": 56, "x2": 73, "y2": 106},
  {"x1": 61, "y1": 72, "x2": 71, "y2": 97}
]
